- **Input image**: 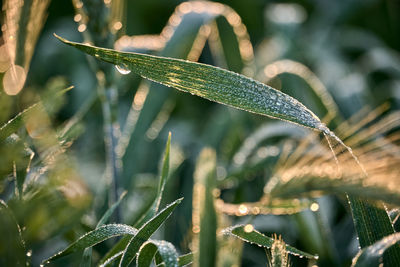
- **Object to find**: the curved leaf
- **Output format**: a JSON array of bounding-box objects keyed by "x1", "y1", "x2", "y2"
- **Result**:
[
  {"x1": 352, "y1": 232, "x2": 400, "y2": 267},
  {"x1": 80, "y1": 191, "x2": 128, "y2": 267},
  {"x1": 55, "y1": 35, "x2": 330, "y2": 135},
  {"x1": 222, "y1": 224, "x2": 318, "y2": 260},
  {"x1": 136, "y1": 240, "x2": 178, "y2": 267},
  {"x1": 119, "y1": 198, "x2": 183, "y2": 266},
  {"x1": 43, "y1": 224, "x2": 137, "y2": 264}
]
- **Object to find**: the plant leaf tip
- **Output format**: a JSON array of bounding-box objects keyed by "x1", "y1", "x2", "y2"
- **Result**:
[{"x1": 53, "y1": 34, "x2": 72, "y2": 46}]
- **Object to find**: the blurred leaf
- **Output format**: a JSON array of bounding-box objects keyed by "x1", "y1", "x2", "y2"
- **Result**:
[
  {"x1": 223, "y1": 224, "x2": 318, "y2": 260},
  {"x1": 43, "y1": 224, "x2": 138, "y2": 264},
  {"x1": 56, "y1": 35, "x2": 332, "y2": 135},
  {"x1": 119, "y1": 198, "x2": 183, "y2": 266},
  {"x1": 136, "y1": 240, "x2": 178, "y2": 267},
  {"x1": 193, "y1": 148, "x2": 217, "y2": 267},
  {"x1": 352, "y1": 232, "x2": 400, "y2": 267},
  {"x1": 266, "y1": 175, "x2": 400, "y2": 206},
  {"x1": 135, "y1": 133, "x2": 171, "y2": 228},
  {"x1": 0, "y1": 87, "x2": 73, "y2": 143}
]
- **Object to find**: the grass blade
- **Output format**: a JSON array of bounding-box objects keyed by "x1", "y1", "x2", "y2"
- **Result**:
[
  {"x1": 352, "y1": 233, "x2": 400, "y2": 267},
  {"x1": 348, "y1": 197, "x2": 400, "y2": 266},
  {"x1": 136, "y1": 240, "x2": 178, "y2": 267},
  {"x1": 119, "y1": 198, "x2": 183, "y2": 266},
  {"x1": 119, "y1": 2, "x2": 254, "y2": 186},
  {"x1": 223, "y1": 224, "x2": 318, "y2": 260},
  {"x1": 135, "y1": 133, "x2": 171, "y2": 228},
  {"x1": 55, "y1": 35, "x2": 330, "y2": 134},
  {"x1": 43, "y1": 224, "x2": 137, "y2": 264},
  {"x1": 192, "y1": 148, "x2": 218, "y2": 267},
  {"x1": 80, "y1": 191, "x2": 128, "y2": 267},
  {"x1": 177, "y1": 252, "x2": 194, "y2": 267},
  {"x1": 97, "y1": 191, "x2": 128, "y2": 228}
]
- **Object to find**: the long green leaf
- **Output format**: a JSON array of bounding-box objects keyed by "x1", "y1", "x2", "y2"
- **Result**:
[
  {"x1": 348, "y1": 197, "x2": 400, "y2": 266},
  {"x1": 80, "y1": 191, "x2": 128, "y2": 267},
  {"x1": 119, "y1": 198, "x2": 183, "y2": 266},
  {"x1": 119, "y1": 3, "x2": 254, "y2": 187},
  {"x1": 55, "y1": 35, "x2": 330, "y2": 135},
  {"x1": 43, "y1": 224, "x2": 137, "y2": 264},
  {"x1": 135, "y1": 133, "x2": 171, "y2": 228},
  {"x1": 352, "y1": 232, "x2": 400, "y2": 267},
  {"x1": 137, "y1": 240, "x2": 178, "y2": 267},
  {"x1": 223, "y1": 224, "x2": 318, "y2": 260},
  {"x1": 193, "y1": 148, "x2": 218, "y2": 267}
]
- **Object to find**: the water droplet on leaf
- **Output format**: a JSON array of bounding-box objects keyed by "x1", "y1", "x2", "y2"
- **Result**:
[{"x1": 115, "y1": 64, "x2": 131, "y2": 75}]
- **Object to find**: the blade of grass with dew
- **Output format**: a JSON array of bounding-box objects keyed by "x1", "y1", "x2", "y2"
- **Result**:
[
  {"x1": 80, "y1": 191, "x2": 128, "y2": 267},
  {"x1": 0, "y1": 200, "x2": 26, "y2": 266},
  {"x1": 43, "y1": 224, "x2": 137, "y2": 264},
  {"x1": 223, "y1": 224, "x2": 318, "y2": 260},
  {"x1": 262, "y1": 60, "x2": 340, "y2": 121},
  {"x1": 136, "y1": 240, "x2": 178, "y2": 267},
  {"x1": 55, "y1": 36, "x2": 331, "y2": 136},
  {"x1": 118, "y1": 10, "x2": 220, "y2": 187},
  {"x1": 119, "y1": 198, "x2": 183, "y2": 266},
  {"x1": 193, "y1": 148, "x2": 218, "y2": 267},
  {"x1": 119, "y1": 3, "x2": 252, "y2": 187},
  {"x1": 99, "y1": 134, "x2": 172, "y2": 264},
  {"x1": 135, "y1": 133, "x2": 171, "y2": 228},
  {"x1": 348, "y1": 196, "x2": 400, "y2": 266},
  {"x1": 389, "y1": 209, "x2": 400, "y2": 232},
  {"x1": 352, "y1": 232, "x2": 400, "y2": 267}
]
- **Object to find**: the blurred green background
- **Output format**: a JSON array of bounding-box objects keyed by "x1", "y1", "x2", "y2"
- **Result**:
[{"x1": 1, "y1": 0, "x2": 400, "y2": 266}]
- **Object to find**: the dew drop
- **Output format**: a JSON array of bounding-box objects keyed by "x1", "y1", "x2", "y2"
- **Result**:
[{"x1": 115, "y1": 64, "x2": 131, "y2": 75}]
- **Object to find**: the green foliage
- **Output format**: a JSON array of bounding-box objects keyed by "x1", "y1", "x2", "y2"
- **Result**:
[
  {"x1": 352, "y1": 233, "x2": 400, "y2": 267},
  {"x1": 1, "y1": 1, "x2": 400, "y2": 267},
  {"x1": 223, "y1": 224, "x2": 318, "y2": 260},
  {"x1": 56, "y1": 34, "x2": 330, "y2": 134},
  {"x1": 120, "y1": 198, "x2": 182, "y2": 266}
]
